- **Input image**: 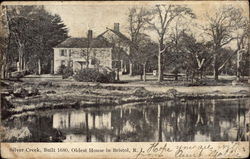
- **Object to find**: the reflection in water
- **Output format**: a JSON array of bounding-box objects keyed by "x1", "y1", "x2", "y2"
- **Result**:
[
  {"x1": 2, "y1": 98, "x2": 249, "y2": 142},
  {"x1": 53, "y1": 112, "x2": 112, "y2": 130}
]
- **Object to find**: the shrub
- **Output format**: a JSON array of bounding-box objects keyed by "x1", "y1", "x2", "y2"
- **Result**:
[
  {"x1": 97, "y1": 71, "x2": 115, "y2": 83},
  {"x1": 73, "y1": 68, "x2": 98, "y2": 82},
  {"x1": 188, "y1": 80, "x2": 207, "y2": 86},
  {"x1": 57, "y1": 65, "x2": 73, "y2": 79},
  {"x1": 96, "y1": 73, "x2": 109, "y2": 83},
  {"x1": 166, "y1": 89, "x2": 178, "y2": 98},
  {"x1": 11, "y1": 70, "x2": 27, "y2": 78},
  {"x1": 133, "y1": 87, "x2": 151, "y2": 97},
  {"x1": 57, "y1": 65, "x2": 66, "y2": 75},
  {"x1": 73, "y1": 68, "x2": 115, "y2": 83},
  {"x1": 62, "y1": 67, "x2": 73, "y2": 79}
]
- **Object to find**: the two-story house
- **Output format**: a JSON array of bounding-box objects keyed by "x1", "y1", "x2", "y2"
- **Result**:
[{"x1": 53, "y1": 24, "x2": 130, "y2": 74}]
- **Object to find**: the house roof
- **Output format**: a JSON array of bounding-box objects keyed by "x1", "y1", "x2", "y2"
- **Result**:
[
  {"x1": 102, "y1": 28, "x2": 142, "y2": 52},
  {"x1": 54, "y1": 37, "x2": 113, "y2": 48},
  {"x1": 98, "y1": 28, "x2": 135, "y2": 47}
]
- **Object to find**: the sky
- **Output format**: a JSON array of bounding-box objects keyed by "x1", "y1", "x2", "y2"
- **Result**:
[
  {"x1": 40, "y1": 1, "x2": 248, "y2": 42},
  {"x1": 45, "y1": 4, "x2": 129, "y2": 37}
]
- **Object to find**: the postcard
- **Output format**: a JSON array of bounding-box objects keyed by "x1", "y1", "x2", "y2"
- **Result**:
[{"x1": 0, "y1": 1, "x2": 249, "y2": 158}]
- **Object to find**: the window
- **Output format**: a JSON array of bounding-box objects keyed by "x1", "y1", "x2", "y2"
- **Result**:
[
  {"x1": 69, "y1": 60, "x2": 73, "y2": 67},
  {"x1": 69, "y1": 49, "x2": 72, "y2": 57},
  {"x1": 80, "y1": 61, "x2": 87, "y2": 65},
  {"x1": 60, "y1": 49, "x2": 67, "y2": 56},
  {"x1": 61, "y1": 60, "x2": 66, "y2": 66},
  {"x1": 91, "y1": 59, "x2": 97, "y2": 65}
]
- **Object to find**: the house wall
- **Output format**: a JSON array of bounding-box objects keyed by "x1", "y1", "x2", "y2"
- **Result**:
[
  {"x1": 53, "y1": 48, "x2": 113, "y2": 74},
  {"x1": 100, "y1": 30, "x2": 130, "y2": 74},
  {"x1": 54, "y1": 48, "x2": 67, "y2": 74}
]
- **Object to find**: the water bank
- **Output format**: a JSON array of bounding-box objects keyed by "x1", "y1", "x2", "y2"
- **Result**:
[{"x1": 1, "y1": 80, "x2": 249, "y2": 119}]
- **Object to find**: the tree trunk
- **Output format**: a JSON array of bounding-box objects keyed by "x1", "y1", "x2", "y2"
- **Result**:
[
  {"x1": 23, "y1": 58, "x2": 26, "y2": 71},
  {"x1": 158, "y1": 42, "x2": 164, "y2": 82},
  {"x1": 186, "y1": 70, "x2": 189, "y2": 81},
  {"x1": 1, "y1": 65, "x2": 5, "y2": 79},
  {"x1": 175, "y1": 73, "x2": 178, "y2": 81},
  {"x1": 1, "y1": 48, "x2": 7, "y2": 79},
  {"x1": 158, "y1": 51, "x2": 162, "y2": 82},
  {"x1": 5, "y1": 64, "x2": 10, "y2": 79},
  {"x1": 86, "y1": 51, "x2": 89, "y2": 69},
  {"x1": 139, "y1": 65, "x2": 143, "y2": 81},
  {"x1": 19, "y1": 54, "x2": 22, "y2": 71},
  {"x1": 143, "y1": 63, "x2": 146, "y2": 82},
  {"x1": 214, "y1": 69, "x2": 219, "y2": 81},
  {"x1": 86, "y1": 60, "x2": 89, "y2": 69},
  {"x1": 18, "y1": 43, "x2": 25, "y2": 71},
  {"x1": 116, "y1": 68, "x2": 120, "y2": 81},
  {"x1": 236, "y1": 50, "x2": 241, "y2": 81},
  {"x1": 191, "y1": 71, "x2": 195, "y2": 83},
  {"x1": 51, "y1": 59, "x2": 54, "y2": 74},
  {"x1": 213, "y1": 52, "x2": 219, "y2": 81},
  {"x1": 200, "y1": 71, "x2": 203, "y2": 80},
  {"x1": 1, "y1": 58, "x2": 8, "y2": 79},
  {"x1": 38, "y1": 58, "x2": 41, "y2": 75},
  {"x1": 129, "y1": 61, "x2": 133, "y2": 76}
]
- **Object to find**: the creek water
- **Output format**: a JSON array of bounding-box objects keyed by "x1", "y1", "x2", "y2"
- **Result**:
[{"x1": 2, "y1": 98, "x2": 249, "y2": 142}]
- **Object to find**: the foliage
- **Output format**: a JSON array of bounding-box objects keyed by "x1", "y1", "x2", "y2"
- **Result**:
[
  {"x1": 62, "y1": 67, "x2": 74, "y2": 79},
  {"x1": 239, "y1": 51, "x2": 250, "y2": 76},
  {"x1": 96, "y1": 72, "x2": 115, "y2": 83},
  {"x1": 203, "y1": 5, "x2": 247, "y2": 80},
  {"x1": 180, "y1": 33, "x2": 213, "y2": 77},
  {"x1": 6, "y1": 5, "x2": 68, "y2": 74},
  {"x1": 57, "y1": 65, "x2": 74, "y2": 79},
  {"x1": 57, "y1": 65, "x2": 66, "y2": 75},
  {"x1": 3, "y1": 4, "x2": 248, "y2": 82},
  {"x1": 73, "y1": 68, "x2": 98, "y2": 82},
  {"x1": 73, "y1": 68, "x2": 115, "y2": 83}
]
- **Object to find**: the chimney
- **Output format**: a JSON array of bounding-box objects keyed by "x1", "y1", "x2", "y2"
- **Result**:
[
  {"x1": 114, "y1": 23, "x2": 120, "y2": 32},
  {"x1": 87, "y1": 30, "x2": 93, "y2": 41}
]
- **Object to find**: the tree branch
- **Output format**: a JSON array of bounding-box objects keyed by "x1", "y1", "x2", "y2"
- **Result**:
[{"x1": 220, "y1": 37, "x2": 236, "y2": 47}]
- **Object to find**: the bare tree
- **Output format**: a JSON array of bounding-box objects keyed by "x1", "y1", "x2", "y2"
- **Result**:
[
  {"x1": 127, "y1": 7, "x2": 151, "y2": 76},
  {"x1": 129, "y1": 33, "x2": 158, "y2": 81},
  {"x1": 147, "y1": 4, "x2": 195, "y2": 82},
  {"x1": 139, "y1": 39, "x2": 158, "y2": 81},
  {"x1": 204, "y1": 5, "x2": 247, "y2": 81}
]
